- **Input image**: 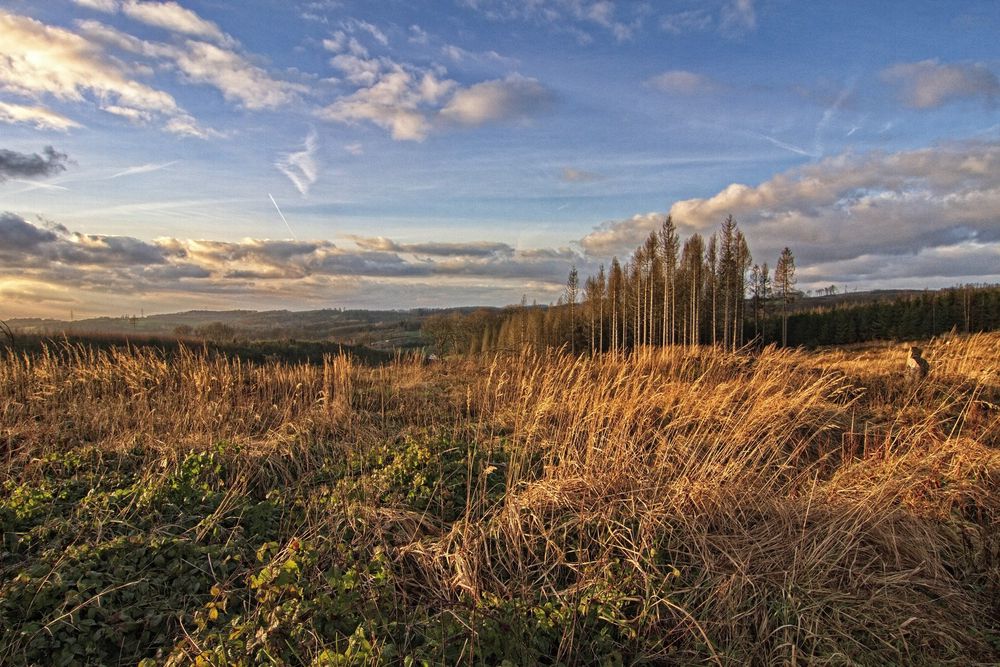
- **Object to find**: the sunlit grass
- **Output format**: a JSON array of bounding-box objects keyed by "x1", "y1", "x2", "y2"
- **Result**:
[{"x1": 1, "y1": 334, "x2": 998, "y2": 664}]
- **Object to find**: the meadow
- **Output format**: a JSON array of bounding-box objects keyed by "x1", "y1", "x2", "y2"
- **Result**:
[{"x1": 1, "y1": 334, "x2": 998, "y2": 665}]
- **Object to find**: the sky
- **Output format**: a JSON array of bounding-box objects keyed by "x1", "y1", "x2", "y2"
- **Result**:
[{"x1": 1, "y1": 0, "x2": 999, "y2": 318}]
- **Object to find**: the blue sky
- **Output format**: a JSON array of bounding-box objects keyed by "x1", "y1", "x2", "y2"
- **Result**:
[{"x1": 1, "y1": 0, "x2": 999, "y2": 317}]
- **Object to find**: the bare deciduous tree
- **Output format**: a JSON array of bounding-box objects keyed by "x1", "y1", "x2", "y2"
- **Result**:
[{"x1": 775, "y1": 247, "x2": 797, "y2": 347}]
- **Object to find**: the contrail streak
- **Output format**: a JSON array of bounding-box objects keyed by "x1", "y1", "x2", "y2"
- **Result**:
[{"x1": 268, "y1": 193, "x2": 297, "y2": 240}]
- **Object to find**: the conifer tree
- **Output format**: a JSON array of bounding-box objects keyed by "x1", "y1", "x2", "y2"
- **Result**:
[
  {"x1": 566, "y1": 265, "x2": 579, "y2": 354},
  {"x1": 660, "y1": 216, "x2": 679, "y2": 346},
  {"x1": 734, "y1": 230, "x2": 752, "y2": 348},
  {"x1": 596, "y1": 264, "x2": 606, "y2": 352},
  {"x1": 681, "y1": 234, "x2": 705, "y2": 346},
  {"x1": 609, "y1": 257, "x2": 623, "y2": 353},
  {"x1": 751, "y1": 262, "x2": 771, "y2": 341},
  {"x1": 706, "y1": 234, "x2": 718, "y2": 346},
  {"x1": 775, "y1": 247, "x2": 796, "y2": 346},
  {"x1": 719, "y1": 215, "x2": 737, "y2": 349}
]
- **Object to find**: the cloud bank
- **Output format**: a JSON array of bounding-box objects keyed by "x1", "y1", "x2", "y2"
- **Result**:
[
  {"x1": 0, "y1": 212, "x2": 580, "y2": 314},
  {"x1": 579, "y1": 140, "x2": 1000, "y2": 288}
]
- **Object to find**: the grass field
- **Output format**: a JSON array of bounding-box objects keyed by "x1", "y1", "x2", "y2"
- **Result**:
[{"x1": 1, "y1": 335, "x2": 998, "y2": 665}]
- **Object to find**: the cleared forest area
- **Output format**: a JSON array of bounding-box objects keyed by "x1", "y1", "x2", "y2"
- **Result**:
[{"x1": 1, "y1": 334, "x2": 998, "y2": 665}]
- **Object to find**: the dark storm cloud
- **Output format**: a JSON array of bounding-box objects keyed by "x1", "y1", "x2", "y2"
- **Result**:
[
  {"x1": 0, "y1": 146, "x2": 70, "y2": 182},
  {"x1": 0, "y1": 212, "x2": 59, "y2": 249}
]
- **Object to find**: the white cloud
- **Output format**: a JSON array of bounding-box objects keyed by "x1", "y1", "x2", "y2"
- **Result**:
[
  {"x1": 348, "y1": 19, "x2": 388, "y2": 46},
  {"x1": 660, "y1": 9, "x2": 713, "y2": 34},
  {"x1": 164, "y1": 114, "x2": 223, "y2": 139},
  {"x1": 276, "y1": 129, "x2": 320, "y2": 196},
  {"x1": 720, "y1": 0, "x2": 756, "y2": 34},
  {"x1": 881, "y1": 60, "x2": 1000, "y2": 109},
  {"x1": 323, "y1": 31, "x2": 369, "y2": 58},
  {"x1": 122, "y1": 1, "x2": 232, "y2": 45},
  {"x1": 322, "y1": 18, "x2": 389, "y2": 56},
  {"x1": 0, "y1": 12, "x2": 246, "y2": 138},
  {"x1": 441, "y1": 44, "x2": 518, "y2": 67},
  {"x1": 101, "y1": 104, "x2": 154, "y2": 123},
  {"x1": 319, "y1": 42, "x2": 459, "y2": 141},
  {"x1": 441, "y1": 44, "x2": 469, "y2": 63},
  {"x1": 440, "y1": 75, "x2": 552, "y2": 126},
  {"x1": 73, "y1": 0, "x2": 234, "y2": 46},
  {"x1": 76, "y1": 18, "x2": 175, "y2": 57},
  {"x1": 659, "y1": 2, "x2": 758, "y2": 37},
  {"x1": 560, "y1": 167, "x2": 602, "y2": 183},
  {"x1": 580, "y1": 212, "x2": 668, "y2": 257},
  {"x1": 328, "y1": 53, "x2": 382, "y2": 85},
  {"x1": 0, "y1": 11, "x2": 179, "y2": 114},
  {"x1": 71, "y1": 0, "x2": 120, "y2": 12},
  {"x1": 408, "y1": 24, "x2": 429, "y2": 45},
  {"x1": 317, "y1": 18, "x2": 540, "y2": 141},
  {"x1": 73, "y1": 0, "x2": 237, "y2": 47},
  {"x1": 79, "y1": 20, "x2": 302, "y2": 110},
  {"x1": 461, "y1": 0, "x2": 641, "y2": 42},
  {"x1": 322, "y1": 31, "x2": 348, "y2": 53},
  {"x1": 646, "y1": 70, "x2": 719, "y2": 95},
  {"x1": 299, "y1": 1, "x2": 342, "y2": 24},
  {"x1": 0, "y1": 101, "x2": 81, "y2": 131},
  {"x1": 320, "y1": 68, "x2": 453, "y2": 140},
  {"x1": 172, "y1": 40, "x2": 304, "y2": 110}
]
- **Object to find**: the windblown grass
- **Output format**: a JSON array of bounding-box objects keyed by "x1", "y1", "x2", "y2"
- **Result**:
[{"x1": 1, "y1": 335, "x2": 998, "y2": 665}]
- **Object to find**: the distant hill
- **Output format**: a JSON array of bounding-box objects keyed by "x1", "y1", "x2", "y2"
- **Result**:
[
  {"x1": 785, "y1": 288, "x2": 926, "y2": 312},
  {"x1": 7, "y1": 306, "x2": 501, "y2": 350}
]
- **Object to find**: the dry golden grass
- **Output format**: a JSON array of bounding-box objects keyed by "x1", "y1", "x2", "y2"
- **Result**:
[{"x1": 1, "y1": 334, "x2": 998, "y2": 665}]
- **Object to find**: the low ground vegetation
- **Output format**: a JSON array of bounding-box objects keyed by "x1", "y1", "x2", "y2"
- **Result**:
[{"x1": 1, "y1": 334, "x2": 998, "y2": 664}]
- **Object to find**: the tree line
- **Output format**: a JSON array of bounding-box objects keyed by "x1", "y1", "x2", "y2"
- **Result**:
[
  {"x1": 423, "y1": 215, "x2": 801, "y2": 354},
  {"x1": 772, "y1": 284, "x2": 1000, "y2": 347}
]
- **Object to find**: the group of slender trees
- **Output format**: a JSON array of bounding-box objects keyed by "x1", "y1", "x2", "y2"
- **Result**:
[{"x1": 425, "y1": 215, "x2": 799, "y2": 355}]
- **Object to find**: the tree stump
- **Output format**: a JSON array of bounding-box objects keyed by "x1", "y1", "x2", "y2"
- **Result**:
[{"x1": 906, "y1": 346, "x2": 930, "y2": 379}]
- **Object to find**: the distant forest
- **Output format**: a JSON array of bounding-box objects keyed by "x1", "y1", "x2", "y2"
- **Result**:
[
  {"x1": 779, "y1": 286, "x2": 1000, "y2": 347},
  {"x1": 423, "y1": 215, "x2": 1000, "y2": 354}
]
